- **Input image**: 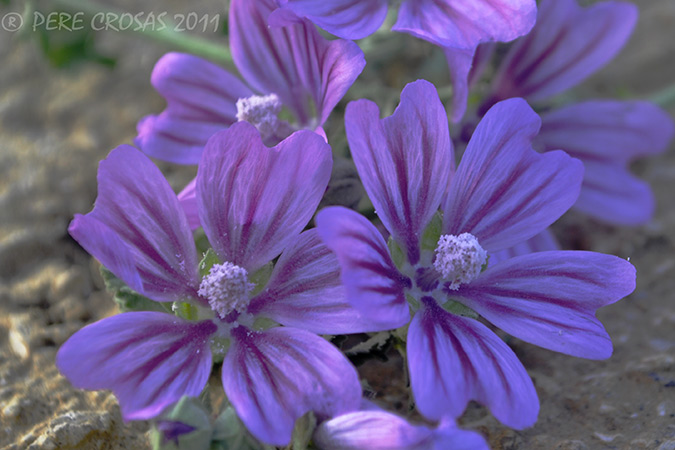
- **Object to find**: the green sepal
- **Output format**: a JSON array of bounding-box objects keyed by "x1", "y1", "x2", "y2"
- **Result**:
[
  {"x1": 289, "y1": 412, "x2": 316, "y2": 450},
  {"x1": 199, "y1": 249, "x2": 220, "y2": 277},
  {"x1": 211, "y1": 406, "x2": 270, "y2": 450},
  {"x1": 249, "y1": 262, "x2": 274, "y2": 296},
  {"x1": 387, "y1": 237, "x2": 406, "y2": 269},
  {"x1": 173, "y1": 302, "x2": 199, "y2": 321},
  {"x1": 99, "y1": 266, "x2": 168, "y2": 313},
  {"x1": 481, "y1": 255, "x2": 490, "y2": 273},
  {"x1": 443, "y1": 300, "x2": 479, "y2": 319},
  {"x1": 420, "y1": 211, "x2": 443, "y2": 252},
  {"x1": 149, "y1": 396, "x2": 213, "y2": 450}
]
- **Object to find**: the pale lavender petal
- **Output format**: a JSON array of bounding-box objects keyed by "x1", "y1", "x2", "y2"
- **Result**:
[
  {"x1": 197, "y1": 123, "x2": 332, "y2": 273},
  {"x1": 177, "y1": 178, "x2": 200, "y2": 231},
  {"x1": 345, "y1": 80, "x2": 453, "y2": 264},
  {"x1": 538, "y1": 101, "x2": 675, "y2": 164},
  {"x1": 56, "y1": 312, "x2": 216, "y2": 420},
  {"x1": 230, "y1": 0, "x2": 365, "y2": 127},
  {"x1": 393, "y1": 0, "x2": 536, "y2": 49},
  {"x1": 249, "y1": 230, "x2": 393, "y2": 334},
  {"x1": 68, "y1": 146, "x2": 201, "y2": 303},
  {"x1": 574, "y1": 160, "x2": 655, "y2": 226},
  {"x1": 408, "y1": 298, "x2": 538, "y2": 428},
  {"x1": 443, "y1": 98, "x2": 583, "y2": 252},
  {"x1": 316, "y1": 207, "x2": 411, "y2": 329},
  {"x1": 491, "y1": 0, "x2": 637, "y2": 102},
  {"x1": 269, "y1": 0, "x2": 389, "y2": 40},
  {"x1": 135, "y1": 53, "x2": 253, "y2": 164},
  {"x1": 489, "y1": 229, "x2": 559, "y2": 266},
  {"x1": 223, "y1": 326, "x2": 361, "y2": 446},
  {"x1": 444, "y1": 47, "x2": 474, "y2": 123},
  {"x1": 456, "y1": 251, "x2": 636, "y2": 359}
]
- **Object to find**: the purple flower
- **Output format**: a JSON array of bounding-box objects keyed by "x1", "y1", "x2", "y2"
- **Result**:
[
  {"x1": 135, "y1": 0, "x2": 365, "y2": 165},
  {"x1": 269, "y1": 0, "x2": 536, "y2": 122},
  {"x1": 314, "y1": 410, "x2": 488, "y2": 450},
  {"x1": 57, "y1": 123, "x2": 387, "y2": 446},
  {"x1": 316, "y1": 80, "x2": 636, "y2": 428},
  {"x1": 473, "y1": 0, "x2": 674, "y2": 226}
]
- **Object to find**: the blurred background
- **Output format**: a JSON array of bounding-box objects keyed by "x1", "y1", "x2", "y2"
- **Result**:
[{"x1": 0, "y1": 0, "x2": 673, "y2": 448}]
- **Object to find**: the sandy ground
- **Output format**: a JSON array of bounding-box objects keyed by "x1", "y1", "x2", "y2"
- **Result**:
[{"x1": 0, "y1": 0, "x2": 674, "y2": 449}]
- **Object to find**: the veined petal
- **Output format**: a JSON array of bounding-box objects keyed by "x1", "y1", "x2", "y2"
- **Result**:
[
  {"x1": 444, "y1": 48, "x2": 475, "y2": 123},
  {"x1": 408, "y1": 298, "x2": 539, "y2": 429},
  {"x1": 230, "y1": 0, "x2": 365, "y2": 127},
  {"x1": 345, "y1": 80, "x2": 453, "y2": 265},
  {"x1": 177, "y1": 178, "x2": 200, "y2": 231},
  {"x1": 56, "y1": 312, "x2": 216, "y2": 421},
  {"x1": 574, "y1": 160, "x2": 655, "y2": 226},
  {"x1": 249, "y1": 230, "x2": 393, "y2": 334},
  {"x1": 538, "y1": 101, "x2": 675, "y2": 164},
  {"x1": 222, "y1": 326, "x2": 361, "y2": 446},
  {"x1": 135, "y1": 53, "x2": 253, "y2": 165},
  {"x1": 492, "y1": 0, "x2": 637, "y2": 101},
  {"x1": 68, "y1": 146, "x2": 201, "y2": 303},
  {"x1": 393, "y1": 0, "x2": 536, "y2": 49},
  {"x1": 197, "y1": 123, "x2": 332, "y2": 273},
  {"x1": 269, "y1": 0, "x2": 388, "y2": 40},
  {"x1": 489, "y1": 229, "x2": 559, "y2": 267},
  {"x1": 456, "y1": 251, "x2": 636, "y2": 359},
  {"x1": 443, "y1": 98, "x2": 583, "y2": 252},
  {"x1": 316, "y1": 207, "x2": 411, "y2": 329}
]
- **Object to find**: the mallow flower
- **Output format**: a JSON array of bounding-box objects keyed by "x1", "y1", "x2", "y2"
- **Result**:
[
  {"x1": 316, "y1": 80, "x2": 636, "y2": 428},
  {"x1": 268, "y1": 0, "x2": 537, "y2": 121},
  {"x1": 471, "y1": 0, "x2": 674, "y2": 227},
  {"x1": 135, "y1": 0, "x2": 365, "y2": 165},
  {"x1": 57, "y1": 123, "x2": 385, "y2": 446}
]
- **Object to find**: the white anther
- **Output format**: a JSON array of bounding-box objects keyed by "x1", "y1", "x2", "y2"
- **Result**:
[
  {"x1": 236, "y1": 93, "x2": 282, "y2": 138},
  {"x1": 433, "y1": 233, "x2": 487, "y2": 290},
  {"x1": 198, "y1": 262, "x2": 254, "y2": 319}
]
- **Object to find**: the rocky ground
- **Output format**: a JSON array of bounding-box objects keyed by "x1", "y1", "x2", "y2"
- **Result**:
[{"x1": 0, "y1": 0, "x2": 674, "y2": 449}]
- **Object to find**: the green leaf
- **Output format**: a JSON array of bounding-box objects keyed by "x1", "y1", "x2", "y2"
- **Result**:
[
  {"x1": 212, "y1": 406, "x2": 268, "y2": 450},
  {"x1": 150, "y1": 397, "x2": 213, "y2": 450},
  {"x1": 99, "y1": 266, "x2": 168, "y2": 313}
]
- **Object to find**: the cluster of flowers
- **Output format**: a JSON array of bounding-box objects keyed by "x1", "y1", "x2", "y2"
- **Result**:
[{"x1": 57, "y1": 0, "x2": 673, "y2": 448}]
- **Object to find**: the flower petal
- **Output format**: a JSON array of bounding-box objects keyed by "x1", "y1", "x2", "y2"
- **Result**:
[
  {"x1": 230, "y1": 0, "x2": 365, "y2": 127},
  {"x1": 489, "y1": 229, "x2": 559, "y2": 266},
  {"x1": 316, "y1": 207, "x2": 411, "y2": 329},
  {"x1": 574, "y1": 160, "x2": 656, "y2": 226},
  {"x1": 68, "y1": 145, "x2": 201, "y2": 303},
  {"x1": 444, "y1": 47, "x2": 475, "y2": 123},
  {"x1": 393, "y1": 0, "x2": 536, "y2": 49},
  {"x1": 135, "y1": 53, "x2": 253, "y2": 164},
  {"x1": 408, "y1": 298, "x2": 539, "y2": 429},
  {"x1": 492, "y1": 0, "x2": 637, "y2": 101},
  {"x1": 456, "y1": 251, "x2": 636, "y2": 359},
  {"x1": 177, "y1": 178, "x2": 200, "y2": 231},
  {"x1": 269, "y1": 0, "x2": 389, "y2": 40},
  {"x1": 222, "y1": 326, "x2": 361, "y2": 446},
  {"x1": 442, "y1": 98, "x2": 583, "y2": 252},
  {"x1": 538, "y1": 100, "x2": 674, "y2": 164},
  {"x1": 56, "y1": 312, "x2": 216, "y2": 420},
  {"x1": 345, "y1": 80, "x2": 453, "y2": 265},
  {"x1": 197, "y1": 122, "x2": 332, "y2": 273},
  {"x1": 249, "y1": 229, "x2": 393, "y2": 334}
]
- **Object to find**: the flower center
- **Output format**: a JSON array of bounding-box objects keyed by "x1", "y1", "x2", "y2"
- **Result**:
[
  {"x1": 198, "y1": 262, "x2": 254, "y2": 319},
  {"x1": 433, "y1": 233, "x2": 487, "y2": 290},
  {"x1": 236, "y1": 93, "x2": 282, "y2": 138}
]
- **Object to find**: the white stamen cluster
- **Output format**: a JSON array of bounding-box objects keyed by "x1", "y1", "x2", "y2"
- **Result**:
[
  {"x1": 198, "y1": 262, "x2": 254, "y2": 319},
  {"x1": 236, "y1": 93, "x2": 282, "y2": 138},
  {"x1": 433, "y1": 233, "x2": 488, "y2": 290}
]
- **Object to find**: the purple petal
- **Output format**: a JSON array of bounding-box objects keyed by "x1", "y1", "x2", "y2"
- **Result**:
[
  {"x1": 68, "y1": 146, "x2": 201, "y2": 303},
  {"x1": 316, "y1": 207, "x2": 411, "y2": 329},
  {"x1": 197, "y1": 123, "x2": 332, "y2": 273},
  {"x1": 456, "y1": 251, "x2": 636, "y2": 359},
  {"x1": 574, "y1": 160, "x2": 656, "y2": 226},
  {"x1": 230, "y1": 0, "x2": 365, "y2": 127},
  {"x1": 222, "y1": 326, "x2": 361, "y2": 446},
  {"x1": 538, "y1": 101, "x2": 675, "y2": 164},
  {"x1": 408, "y1": 298, "x2": 539, "y2": 429},
  {"x1": 269, "y1": 0, "x2": 389, "y2": 40},
  {"x1": 492, "y1": 0, "x2": 637, "y2": 102},
  {"x1": 442, "y1": 98, "x2": 583, "y2": 252},
  {"x1": 249, "y1": 229, "x2": 393, "y2": 334},
  {"x1": 444, "y1": 48, "x2": 474, "y2": 123},
  {"x1": 56, "y1": 312, "x2": 216, "y2": 420},
  {"x1": 393, "y1": 0, "x2": 536, "y2": 49},
  {"x1": 489, "y1": 229, "x2": 559, "y2": 266},
  {"x1": 177, "y1": 178, "x2": 200, "y2": 231},
  {"x1": 135, "y1": 53, "x2": 253, "y2": 165},
  {"x1": 345, "y1": 80, "x2": 453, "y2": 264}
]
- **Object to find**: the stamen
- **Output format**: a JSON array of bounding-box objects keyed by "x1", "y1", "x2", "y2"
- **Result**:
[
  {"x1": 198, "y1": 262, "x2": 254, "y2": 319},
  {"x1": 433, "y1": 233, "x2": 487, "y2": 290},
  {"x1": 236, "y1": 93, "x2": 282, "y2": 138}
]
